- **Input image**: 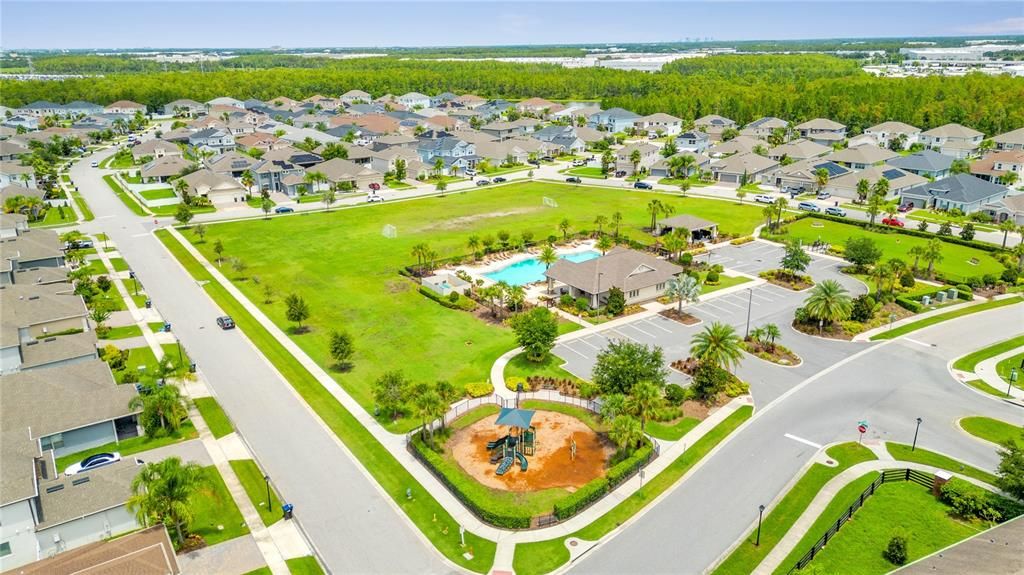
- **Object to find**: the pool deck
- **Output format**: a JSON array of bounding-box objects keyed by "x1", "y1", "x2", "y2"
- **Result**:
[{"x1": 455, "y1": 240, "x2": 598, "y2": 289}]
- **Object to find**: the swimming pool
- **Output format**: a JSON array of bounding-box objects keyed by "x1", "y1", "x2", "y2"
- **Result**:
[{"x1": 484, "y1": 250, "x2": 600, "y2": 286}]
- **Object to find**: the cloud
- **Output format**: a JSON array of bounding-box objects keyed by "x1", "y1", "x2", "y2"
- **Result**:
[{"x1": 958, "y1": 17, "x2": 1024, "y2": 35}]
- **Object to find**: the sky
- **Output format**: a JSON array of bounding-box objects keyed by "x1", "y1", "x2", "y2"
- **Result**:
[{"x1": 2, "y1": 1, "x2": 1023, "y2": 50}]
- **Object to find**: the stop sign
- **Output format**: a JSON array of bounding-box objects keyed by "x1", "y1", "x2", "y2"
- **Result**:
[{"x1": 858, "y1": 424, "x2": 867, "y2": 434}]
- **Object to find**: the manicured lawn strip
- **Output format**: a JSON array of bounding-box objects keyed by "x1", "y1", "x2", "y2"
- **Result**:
[
  {"x1": 109, "y1": 257, "x2": 130, "y2": 272},
  {"x1": 148, "y1": 321, "x2": 168, "y2": 333},
  {"x1": 194, "y1": 397, "x2": 234, "y2": 439},
  {"x1": 247, "y1": 196, "x2": 275, "y2": 208},
  {"x1": 504, "y1": 352, "x2": 583, "y2": 383},
  {"x1": 565, "y1": 167, "x2": 605, "y2": 178},
  {"x1": 103, "y1": 174, "x2": 148, "y2": 216},
  {"x1": 29, "y1": 206, "x2": 76, "y2": 227},
  {"x1": 242, "y1": 568, "x2": 271, "y2": 575},
  {"x1": 385, "y1": 179, "x2": 414, "y2": 190},
  {"x1": 296, "y1": 195, "x2": 323, "y2": 203},
  {"x1": 229, "y1": 459, "x2": 283, "y2": 526},
  {"x1": 513, "y1": 406, "x2": 753, "y2": 575},
  {"x1": 101, "y1": 324, "x2": 143, "y2": 340},
  {"x1": 150, "y1": 203, "x2": 216, "y2": 216},
  {"x1": 960, "y1": 416, "x2": 1022, "y2": 446},
  {"x1": 139, "y1": 188, "x2": 177, "y2": 201},
  {"x1": 192, "y1": 465, "x2": 250, "y2": 546},
  {"x1": 54, "y1": 421, "x2": 198, "y2": 473},
  {"x1": 965, "y1": 378, "x2": 1011, "y2": 397},
  {"x1": 451, "y1": 405, "x2": 501, "y2": 431},
  {"x1": 795, "y1": 481, "x2": 982, "y2": 575},
  {"x1": 92, "y1": 290, "x2": 127, "y2": 311},
  {"x1": 154, "y1": 229, "x2": 496, "y2": 573},
  {"x1": 646, "y1": 417, "x2": 700, "y2": 442},
  {"x1": 871, "y1": 296, "x2": 1023, "y2": 341},
  {"x1": 701, "y1": 273, "x2": 752, "y2": 294},
  {"x1": 520, "y1": 400, "x2": 604, "y2": 432},
  {"x1": 776, "y1": 218, "x2": 1005, "y2": 282},
  {"x1": 952, "y1": 335, "x2": 1024, "y2": 372},
  {"x1": 996, "y1": 351, "x2": 1024, "y2": 386},
  {"x1": 188, "y1": 181, "x2": 763, "y2": 433},
  {"x1": 83, "y1": 259, "x2": 107, "y2": 275},
  {"x1": 131, "y1": 293, "x2": 149, "y2": 308},
  {"x1": 286, "y1": 556, "x2": 325, "y2": 575},
  {"x1": 713, "y1": 442, "x2": 876, "y2": 575},
  {"x1": 885, "y1": 443, "x2": 998, "y2": 485},
  {"x1": 482, "y1": 164, "x2": 531, "y2": 176},
  {"x1": 72, "y1": 190, "x2": 95, "y2": 221}
]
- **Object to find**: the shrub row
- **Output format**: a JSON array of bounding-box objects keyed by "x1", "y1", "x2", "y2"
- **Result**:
[
  {"x1": 464, "y1": 382, "x2": 494, "y2": 398},
  {"x1": 606, "y1": 443, "x2": 654, "y2": 489},
  {"x1": 895, "y1": 285, "x2": 972, "y2": 314},
  {"x1": 730, "y1": 236, "x2": 755, "y2": 246},
  {"x1": 939, "y1": 478, "x2": 1024, "y2": 522},
  {"x1": 798, "y1": 212, "x2": 1004, "y2": 253},
  {"x1": 553, "y1": 440, "x2": 654, "y2": 520},
  {"x1": 418, "y1": 286, "x2": 478, "y2": 311}
]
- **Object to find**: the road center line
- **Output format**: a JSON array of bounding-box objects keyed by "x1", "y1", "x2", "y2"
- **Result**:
[
  {"x1": 784, "y1": 433, "x2": 823, "y2": 449},
  {"x1": 904, "y1": 338, "x2": 936, "y2": 348}
]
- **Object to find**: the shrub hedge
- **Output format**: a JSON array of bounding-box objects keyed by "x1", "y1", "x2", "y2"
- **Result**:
[
  {"x1": 797, "y1": 212, "x2": 1004, "y2": 253},
  {"x1": 464, "y1": 382, "x2": 494, "y2": 398},
  {"x1": 419, "y1": 286, "x2": 478, "y2": 311},
  {"x1": 553, "y1": 478, "x2": 609, "y2": 520}
]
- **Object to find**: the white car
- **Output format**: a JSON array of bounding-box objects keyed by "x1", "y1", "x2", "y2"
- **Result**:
[
  {"x1": 571, "y1": 159, "x2": 587, "y2": 167},
  {"x1": 65, "y1": 452, "x2": 121, "y2": 475},
  {"x1": 463, "y1": 168, "x2": 478, "y2": 176},
  {"x1": 90, "y1": 161, "x2": 99, "y2": 168},
  {"x1": 366, "y1": 193, "x2": 383, "y2": 203},
  {"x1": 753, "y1": 194, "x2": 775, "y2": 204}
]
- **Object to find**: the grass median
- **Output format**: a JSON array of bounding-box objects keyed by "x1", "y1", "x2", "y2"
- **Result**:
[
  {"x1": 155, "y1": 228, "x2": 496, "y2": 573},
  {"x1": 952, "y1": 334, "x2": 1024, "y2": 372},
  {"x1": 230, "y1": 459, "x2": 284, "y2": 527},
  {"x1": 959, "y1": 416, "x2": 1021, "y2": 446},
  {"x1": 871, "y1": 296, "x2": 1023, "y2": 340},
  {"x1": 885, "y1": 442, "x2": 999, "y2": 485},
  {"x1": 712, "y1": 442, "x2": 876, "y2": 575},
  {"x1": 103, "y1": 174, "x2": 148, "y2": 216},
  {"x1": 194, "y1": 397, "x2": 234, "y2": 439},
  {"x1": 513, "y1": 405, "x2": 753, "y2": 575}
]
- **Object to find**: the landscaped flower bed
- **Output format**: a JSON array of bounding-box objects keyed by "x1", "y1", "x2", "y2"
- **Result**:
[
  {"x1": 740, "y1": 339, "x2": 802, "y2": 366},
  {"x1": 760, "y1": 269, "x2": 814, "y2": 290},
  {"x1": 659, "y1": 308, "x2": 701, "y2": 325}
]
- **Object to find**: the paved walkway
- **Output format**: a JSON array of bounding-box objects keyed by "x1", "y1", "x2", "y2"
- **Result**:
[
  {"x1": 753, "y1": 455, "x2": 1004, "y2": 575},
  {"x1": 974, "y1": 348, "x2": 1024, "y2": 400}
]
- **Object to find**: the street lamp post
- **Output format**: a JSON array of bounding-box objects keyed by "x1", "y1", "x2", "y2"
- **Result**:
[
  {"x1": 744, "y1": 288, "x2": 753, "y2": 339},
  {"x1": 264, "y1": 474, "x2": 271, "y2": 509},
  {"x1": 755, "y1": 504, "x2": 765, "y2": 546},
  {"x1": 911, "y1": 417, "x2": 923, "y2": 452},
  {"x1": 129, "y1": 271, "x2": 138, "y2": 296}
]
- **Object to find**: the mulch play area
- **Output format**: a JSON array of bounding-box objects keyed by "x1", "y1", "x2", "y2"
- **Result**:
[{"x1": 448, "y1": 410, "x2": 613, "y2": 492}]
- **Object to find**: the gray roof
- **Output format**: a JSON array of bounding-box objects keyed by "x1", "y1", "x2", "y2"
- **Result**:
[
  {"x1": 35, "y1": 459, "x2": 140, "y2": 530},
  {"x1": 887, "y1": 150, "x2": 955, "y2": 173},
  {"x1": 0, "y1": 228, "x2": 63, "y2": 264},
  {"x1": 658, "y1": 214, "x2": 717, "y2": 231},
  {"x1": 1, "y1": 183, "x2": 45, "y2": 202},
  {"x1": 600, "y1": 107, "x2": 640, "y2": 120},
  {"x1": 745, "y1": 116, "x2": 788, "y2": 130},
  {"x1": 20, "y1": 330, "x2": 98, "y2": 369},
  {"x1": 0, "y1": 283, "x2": 84, "y2": 347},
  {"x1": 900, "y1": 174, "x2": 1008, "y2": 203},
  {"x1": 0, "y1": 426, "x2": 41, "y2": 506},
  {"x1": 826, "y1": 145, "x2": 899, "y2": 165},
  {"x1": 545, "y1": 247, "x2": 683, "y2": 293}
]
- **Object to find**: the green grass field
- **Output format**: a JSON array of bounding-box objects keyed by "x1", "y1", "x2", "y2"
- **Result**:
[
  {"x1": 714, "y1": 443, "x2": 876, "y2": 575},
  {"x1": 701, "y1": 273, "x2": 752, "y2": 294},
  {"x1": 798, "y1": 480, "x2": 983, "y2": 575},
  {"x1": 965, "y1": 378, "x2": 1011, "y2": 398},
  {"x1": 777, "y1": 218, "x2": 1004, "y2": 282},
  {"x1": 503, "y1": 352, "x2": 582, "y2": 384},
  {"x1": 29, "y1": 206, "x2": 76, "y2": 227},
  {"x1": 188, "y1": 182, "x2": 764, "y2": 433},
  {"x1": 960, "y1": 416, "x2": 1022, "y2": 446},
  {"x1": 109, "y1": 257, "x2": 129, "y2": 272},
  {"x1": 952, "y1": 335, "x2": 1024, "y2": 372},
  {"x1": 140, "y1": 187, "x2": 177, "y2": 201},
  {"x1": 229, "y1": 459, "x2": 283, "y2": 526},
  {"x1": 871, "y1": 297, "x2": 1023, "y2": 340},
  {"x1": 886, "y1": 443, "x2": 998, "y2": 485},
  {"x1": 645, "y1": 416, "x2": 700, "y2": 441},
  {"x1": 54, "y1": 421, "x2": 198, "y2": 473},
  {"x1": 194, "y1": 397, "x2": 234, "y2": 439},
  {"x1": 191, "y1": 465, "x2": 250, "y2": 546}
]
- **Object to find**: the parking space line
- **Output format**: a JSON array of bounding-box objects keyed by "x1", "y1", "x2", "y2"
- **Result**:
[
  {"x1": 604, "y1": 329, "x2": 641, "y2": 343},
  {"x1": 716, "y1": 297, "x2": 748, "y2": 310},
  {"x1": 701, "y1": 301, "x2": 734, "y2": 315},
  {"x1": 556, "y1": 344, "x2": 590, "y2": 359},
  {"x1": 643, "y1": 318, "x2": 674, "y2": 333},
  {"x1": 750, "y1": 291, "x2": 774, "y2": 303},
  {"x1": 624, "y1": 323, "x2": 656, "y2": 338},
  {"x1": 576, "y1": 337, "x2": 602, "y2": 350}
]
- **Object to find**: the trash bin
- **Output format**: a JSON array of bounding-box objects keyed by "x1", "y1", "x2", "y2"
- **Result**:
[
  {"x1": 189, "y1": 362, "x2": 197, "y2": 373},
  {"x1": 282, "y1": 503, "x2": 294, "y2": 520},
  {"x1": 145, "y1": 299, "x2": 152, "y2": 309},
  {"x1": 163, "y1": 322, "x2": 171, "y2": 332}
]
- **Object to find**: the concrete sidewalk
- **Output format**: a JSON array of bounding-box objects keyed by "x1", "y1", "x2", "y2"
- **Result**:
[{"x1": 974, "y1": 348, "x2": 1024, "y2": 400}]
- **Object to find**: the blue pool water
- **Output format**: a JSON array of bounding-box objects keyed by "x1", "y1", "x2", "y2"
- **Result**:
[{"x1": 484, "y1": 250, "x2": 600, "y2": 286}]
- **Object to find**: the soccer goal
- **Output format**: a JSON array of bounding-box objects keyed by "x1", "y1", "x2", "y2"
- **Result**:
[
  {"x1": 542, "y1": 196, "x2": 559, "y2": 208},
  {"x1": 382, "y1": 224, "x2": 397, "y2": 238}
]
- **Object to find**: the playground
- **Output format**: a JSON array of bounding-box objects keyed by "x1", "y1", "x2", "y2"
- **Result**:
[{"x1": 448, "y1": 407, "x2": 613, "y2": 492}]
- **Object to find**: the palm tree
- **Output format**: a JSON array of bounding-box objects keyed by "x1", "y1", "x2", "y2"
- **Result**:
[
  {"x1": 762, "y1": 205, "x2": 776, "y2": 230},
  {"x1": 872, "y1": 177, "x2": 890, "y2": 200},
  {"x1": 747, "y1": 326, "x2": 765, "y2": 345},
  {"x1": 539, "y1": 245, "x2": 558, "y2": 292},
  {"x1": 665, "y1": 274, "x2": 701, "y2": 314},
  {"x1": 629, "y1": 148, "x2": 642, "y2": 175},
  {"x1": 866, "y1": 193, "x2": 885, "y2": 227},
  {"x1": 773, "y1": 197, "x2": 788, "y2": 229},
  {"x1": 871, "y1": 264, "x2": 894, "y2": 295},
  {"x1": 596, "y1": 234, "x2": 614, "y2": 254},
  {"x1": 506, "y1": 285, "x2": 526, "y2": 312},
  {"x1": 855, "y1": 179, "x2": 870, "y2": 203},
  {"x1": 908, "y1": 245, "x2": 925, "y2": 274},
  {"x1": 558, "y1": 218, "x2": 572, "y2": 240},
  {"x1": 1000, "y1": 171, "x2": 1019, "y2": 188},
  {"x1": 433, "y1": 157, "x2": 444, "y2": 178},
  {"x1": 803, "y1": 280, "x2": 853, "y2": 329},
  {"x1": 646, "y1": 199, "x2": 665, "y2": 232},
  {"x1": 240, "y1": 170, "x2": 256, "y2": 197},
  {"x1": 690, "y1": 322, "x2": 744, "y2": 374},
  {"x1": 662, "y1": 228, "x2": 688, "y2": 260},
  {"x1": 127, "y1": 457, "x2": 207, "y2": 546},
  {"x1": 129, "y1": 383, "x2": 188, "y2": 436},
  {"x1": 467, "y1": 235, "x2": 482, "y2": 260},
  {"x1": 923, "y1": 238, "x2": 944, "y2": 278},
  {"x1": 814, "y1": 168, "x2": 830, "y2": 192},
  {"x1": 626, "y1": 381, "x2": 662, "y2": 433},
  {"x1": 999, "y1": 219, "x2": 1017, "y2": 249},
  {"x1": 762, "y1": 323, "x2": 782, "y2": 352},
  {"x1": 887, "y1": 259, "x2": 908, "y2": 292},
  {"x1": 594, "y1": 214, "x2": 608, "y2": 235},
  {"x1": 611, "y1": 211, "x2": 623, "y2": 239},
  {"x1": 410, "y1": 243, "x2": 430, "y2": 274},
  {"x1": 678, "y1": 154, "x2": 696, "y2": 179},
  {"x1": 609, "y1": 414, "x2": 644, "y2": 451}
]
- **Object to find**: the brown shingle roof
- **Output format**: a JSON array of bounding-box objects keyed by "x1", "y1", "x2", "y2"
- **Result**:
[
  {"x1": 14, "y1": 525, "x2": 180, "y2": 574},
  {"x1": 545, "y1": 247, "x2": 683, "y2": 293}
]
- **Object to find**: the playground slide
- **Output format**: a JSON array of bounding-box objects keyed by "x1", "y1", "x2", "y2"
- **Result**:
[
  {"x1": 487, "y1": 435, "x2": 510, "y2": 450},
  {"x1": 515, "y1": 451, "x2": 528, "y2": 471},
  {"x1": 496, "y1": 456, "x2": 514, "y2": 476}
]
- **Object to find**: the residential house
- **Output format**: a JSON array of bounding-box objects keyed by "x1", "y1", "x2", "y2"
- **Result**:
[
  {"x1": 650, "y1": 152, "x2": 711, "y2": 179},
  {"x1": 550, "y1": 104, "x2": 601, "y2": 124},
  {"x1": 508, "y1": 136, "x2": 562, "y2": 159},
  {"x1": 139, "y1": 156, "x2": 194, "y2": 183},
  {"x1": 454, "y1": 94, "x2": 487, "y2": 109},
  {"x1": 693, "y1": 115, "x2": 736, "y2": 142},
  {"x1": 316, "y1": 158, "x2": 383, "y2": 190},
  {"x1": 475, "y1": 140, "x2": 530, "y2": 166},
  {"x1": 864, "y1": 121, "x2": 921, "y2": 150},
  {"x1": 14, "y1": 331, "x2": 99, "y2": 373},
  {"x1": 634, "y1": 113, "x2": 683, "y2": 137},
  {"x1": 235, "y1": 132, "x2": 284, "y2": 152},
  {"x1": 11, "y1": 525, "x2": 179, "y2": 575},
  {"x1": 180, "y1": 168, "x2": 249, "y2": 205},
  {"x1": 615, "y1": 142, "x2": 660, "y2": 175},
  {"x1": 992, "y1": 127, "x2": 1024, "y2": 151},
  {"x1": 423, "y1": 114, "x2": 463, "y2": 132},
  {"x1": 304, "y1": 95, "x2": 342, "y2": 111},
  {"x1": 656, "y1": 214, "x2": 719, "y2": 243},
  {"x1": 0, "y1": 281, "x2": 89, "y2": 372},
  {"x1": 899, "y1": 174, "x2": 1009, "y2": 213},
  {"x1": 0, "y1": 140, "x2": 30, "y2": 161},
  {"x1": 970, "y1": 150, "x2": 1024, "y2": 185},
  {"x1": 450, "y1": 129, "x2": 498, "y2": 145},
  {"x1": 261, "y1": 146, "x2": 323, "y2": 169},
  {"x1": 0, "y1": 213, "x2": 29, "y2": 239},
  {"x1": 397, "y1": 92, "x2": 431, "y2": 109},
  {"x1": 886, "y1": 150, "x2": 956, "y2": 179},
  {"x1": 251, "y1": 158, "x2": 306, "y2": 195},
  {"x1": 826, "y1": 144, "x2": 899, "y2": 170},
  {"x1": 473, "y1": 99, "x2": 514, "y2": 119},
  {"x1": 545, "y1": 247, "x2": 684, "y2": 308},
  {"x1": 480, "y1": 118, "x2": 539, "y2": 140},
  {"x1": 981, "y1": 194, "x2": 1024, "y2": 226},
  {"x1": 371, "y1": 134, "x2": 420, "y2": 152},
  {"x1": 429, "y1": 92, "x2": 458, "y2": 108},
  {"x1": 162, "y1": 98, "x2": 204, "y2": 117},
  {"x1": 772, "y1": 159, "x2": 851, "y2": 193},
  {"x1": 267, "y1": 96, "x2": 301, "y2": 110},
  {"x1": 767, "y1": 138, "x2": 832, "y2": 163},
  {"x1": 130, "y1": 138, "x2": 181, "y2": 162},
  {"x1": 370, "y1": 148, "x2": 429, "y2": 180},
  {"x1": 822, "y1": 166, "x2": 927, "y2": 200},
  {"x1": 343, "y1": 113, "x2": 400, "y2": 135},
  {"x1": 710, "y1": 152, "x2": 779, "y2": 185},
  {"x1": 531, "y1": 125, "x2": 587, "y2": 155},
  {"x1": 60, "y1": 101, "x2": 104, "y2": 118},
  {"x1": 0, "y1": 162, "x2": 36, "y2": 187},
  {"x1": 588, "y1": 107, "x2": 641, "y2": 133},
  {"x1": 793, "y1": 118, "x2": 847, "y2": 146},
  {"x1": 242, "y1": 98, "x2": 266, "y2": 110},
  {"x1": 741, "y1": 117, "x2": 789, "y2": 140},
  {"x1": 0, "y1": 184, "x2": 44, "y2": 207},
  {"x1": 206, "y1": 96, "x2": 245, "y2": 109},
  {"x1": 416, "y1": 137, "x2": 477, "y2": 172},
  {"x1": 919, "y1": 123, "x2": 984, "y2": 159},
  {"x1": 0, "y1": 229, "x2": 66, "y2": 285},
  {"x1": 16, "y1": 101, "x2": 64, "y2": 117},
  {"x1": 709, "y1": 135, "x2": 761, "y2": 157},
  {"x1": 515, "y1": 97, "x2": 557, "y2": 115},
  {"x1": 674, "y1": 130, "x2": 710, "y2": 154},
  {"x1": 204, "y1": 151, "x2": 260, "y2": 177},
  {"x1": 103, "y1": 100, "x2": 146, "y2": 115},
  {"x1": 187, "y1": 128, "x2": 235, "y2": 154},
  {"x1": 2, "y1": 115, "x2": 39, "y2": 131},
  {"x1": 340, "y1": 89, "x2": 372, "y2": 105}
]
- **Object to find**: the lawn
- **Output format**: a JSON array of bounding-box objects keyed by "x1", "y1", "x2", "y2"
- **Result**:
[
  {"x1": 107, "y1": 154, "x2": 136, "y2": 170},
  {"x1": 906, "y1": 210, "x2": 999, "y2": 232},
  {"x1": 150, "y1": 203, "x2": 216, "y2": 216},
  {"x1": 29, "y1": 206, "x2": 76, "y2": 227},
  {"x1": 103, "y1": 174, "x2": 148, "y2": 216},
  {"x1": 109, "y1": 257, "x2": 130, "y2": 272},
  {"x1": 504, "y1": 352, "x2": 582, "y2": 383},
  {"x1": 658, "y1": 176, "x2": 713, "y2": 188},
  {"x1": 885, "y1": 443, "x2": 998, "y2": 485},
  {"x1": 565, "y1": 166, "x2": 605, "y2": 178},
  {"x1": 952, "y1": 335, "x2": 1024, "y2": 372},
  {"x1": 713, "y1": 442, "x2": 876, "y2": 575},
  {"x1": 645, "y1": 417, "x2": 700, "y2": 442},
  {"x1": 54, "y1": 421, "x2": 198, "y2": 473},
  {"x1": 91, "y1": 290, "x2": 127, "y2": 312},
  {"x1": 186, "y1": 181, "x2": 765, "y2": 433},
  {"x1": 385, "y1": 179, "x2": 414, "y2": 190},
  {"x1": 83, "y1": 259, "x2": 108, "y2": 276},
  {"x1": 702, "y1": 273, "x2": 752, "y2": 294},
  {"x1": 148, "y1": 321, "x2": 168, "y2": 333},
  {"x1": 997, "y1": 351, "x2": 1024, "y2": 386},
  {"x1": 194, "y1": 397, "x2": 234, "y2": 439},
  {"x1": 247, "y1": 196, "x2": 275, "y2": 209},
  {"x1": 286, "y1": 556, "x2": 325, "y2": 575},
  {"x1": 959, "y1": 416, "x2": 1022, "y2": 446},
  {"x1": 71, "y1": 190, "x2": 95, "y2": 221},
  {"x1": 482, "y1": 164, "x2": 531, "y2": 176},
  {"x1": 229, "y1": 459, "x2": 283, "y2": 526},
  {"x1": 775, "y1": 217, "x2": 1004, "y2": 283},
  {"x1": 797, "y1": 481, "x2": 983, "y2": 575},
  {"x1": 191, "y1": 465, "x2": 250, "y2": 546},
  {"x1": 871, "y1": 296, "x2": 1023, "y2": 340},
  {"x1": 153, "y1": 228, "x2": 498, "y2": 573},
  {"x1": 139, "y1": 188, "x2": 177, "y2": 201},
  {"x1": 513, "y1": 406, "x2": 753, "y2": 575},
  {"x1": 965, "y1": 378, "x2": 1012, "y2": 398},
  {"x1": 101, "y1": 324, "x2": 143, "y2": 340}
]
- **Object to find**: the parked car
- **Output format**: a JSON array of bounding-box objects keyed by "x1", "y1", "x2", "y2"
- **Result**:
[
  {"x1": 797, "y1": 201, "x2": 820, "y2": 212},
  {"x1": 816, "y1": 191, "x2": 831, "y2": 200},
  {"x1": 274, "y1": 206, "x2": 294, "y2": 214},
  {"x1": 216, "y1": 316, "x2": 235, "y2": 330},
  {"x1": 366, "y1": 192, "x2": 384, "y2": 202},
  {"x1": 824, "y1": 206, "x2": 847, "y2": 217},
  {"x1": 492, "y1": 176, "x2": 507, "y2": 183},
  {"x1": 527, "y1": 159, "x2": 540, "y2": 166},
  {"x1": 65, "y1": 452, "x2": 121, "y2": 475},
  {"x1": 90, "y1": 161, "x2": 99, "y2": 168},
  {"x1": 464, "y1": 169, "x2": 477, "y2": 176},
  {"x1": 476, "y1": 179, "x2": 491, "y2": 187},
  {"x1": 614, "y1": 170, "x2": 627, "y2": 178},
  {"x1": 565, "y1": 177, "x2": 581, "y2": 184},
  {"x1": 66, "y1": 239, "x2": 94, "y2": 250},
  {"x1": 753, "y1": 194, "x2": 775, "y2": 204},
  {"x1": 633, "y1": 181, "x2": 653, "y2": 189},
  {"x1": 882, "y1": 217, "x2": 905, "y2": 228},
  {"x1": 541, "y1": 156, "x2": 554, "y2": 162},
  {"x1": 572, "y1": 159, "x2": 587, "y2": 167},
  {"x1": 898, "y1": 204, "x2": 912, "y2": 213}
]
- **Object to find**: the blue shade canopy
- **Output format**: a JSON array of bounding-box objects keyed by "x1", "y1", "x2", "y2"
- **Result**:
[{"x1": 495, "y1": 408, "x2": 535, "y2": 430}]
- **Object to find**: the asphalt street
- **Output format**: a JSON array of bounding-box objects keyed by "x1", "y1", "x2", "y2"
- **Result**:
[{"x1": 70, "y1": 145, "x2": 453, "y2": 575}]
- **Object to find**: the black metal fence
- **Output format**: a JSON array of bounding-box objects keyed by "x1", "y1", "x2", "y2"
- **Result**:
[{"x1": 787, "y1": 468, "x2": 933, "y2": 574}]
